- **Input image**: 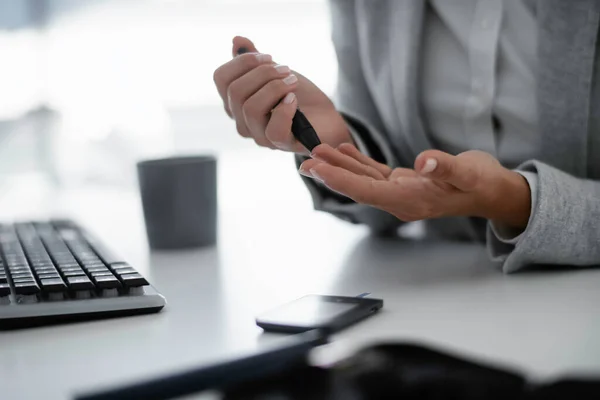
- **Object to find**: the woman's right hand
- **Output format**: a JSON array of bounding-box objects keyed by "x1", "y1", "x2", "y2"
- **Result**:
[{"x1": 213, "y1": 36, "x2": 352, "y2": 155}]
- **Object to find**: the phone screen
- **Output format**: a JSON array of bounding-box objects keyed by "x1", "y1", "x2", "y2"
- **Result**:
[{"x1": 258, "y1": 296, "x2": 358, "y2": 326}]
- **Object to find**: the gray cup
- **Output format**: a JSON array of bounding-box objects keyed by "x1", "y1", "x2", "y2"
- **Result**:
[{"x1": 137, "y1": 155, "x2": 217, "y2": 250}]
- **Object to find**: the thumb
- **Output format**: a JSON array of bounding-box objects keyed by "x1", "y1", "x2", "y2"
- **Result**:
[
  {"x1": 415, "y1": 150, "x2": 481, "y2": 192},
  {"x1": 232, "y1": 36, "x2": 258, "y2": 57}
]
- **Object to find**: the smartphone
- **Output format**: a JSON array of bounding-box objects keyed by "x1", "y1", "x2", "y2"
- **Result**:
[{"x1": 256, "y1": 294, "x2": 384, "y2": 334}]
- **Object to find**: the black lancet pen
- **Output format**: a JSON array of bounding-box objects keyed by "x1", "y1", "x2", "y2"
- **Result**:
[{"x1": 237, "y1": 47, "x2": 322, "y2": 152}]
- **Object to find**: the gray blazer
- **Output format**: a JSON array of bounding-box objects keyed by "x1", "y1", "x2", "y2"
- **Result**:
[{"x1": 297, "y1": 0, "x2": 600, "y2": 273}]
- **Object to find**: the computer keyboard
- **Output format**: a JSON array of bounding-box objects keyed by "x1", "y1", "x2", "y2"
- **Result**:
[{"x1": 0, "y1": 219, "x2": 166, "y2": 329}]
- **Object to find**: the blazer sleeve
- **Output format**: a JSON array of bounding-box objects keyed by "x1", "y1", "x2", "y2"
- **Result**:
[
  {"x1": 487, "y1": 160, "x2": 600, "y2": 273},
  {"x1": 294, "y1": 0, "x2": 403, "y2": 235}
]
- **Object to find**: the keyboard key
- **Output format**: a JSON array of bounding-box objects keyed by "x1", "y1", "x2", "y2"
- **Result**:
[
  {"x1": 63, "y1": 270, "x2": 87, "y2": 277},
  {"x1": 66, "y1": 276, "x2": 95, "y2": 290},
  {"x1": 53, "y1": 256, "x2": 75, "y2": 263},
  {"x1": 11, "y1": 272, "x2": 34, "y2": 279},
  {"x1": 6, "y1": 260, "x2": 27, "y2": 267},
  {"x1": 8, "y1": 260, "x2": 28, "y2": 268},
  {"x1": 37, "y1": 272, "x2": 61, "y2": 279},
  {"x1": 120, "y1": 273, "x2": 149, "y2": 288},
  {"x1": 11, "y1": 266, "x2": 31, "y2": 274},
  {"x1": 0, "y1": 275, "x2": 7, "y2": 284},
  {"x1": 110, "y1": 262, "x2": 132, "y2": 270},
  {"x1": 86, "y1": 267, "x2": 110, "y2": 273},
  {"x1": 83, "y1": 261, "x2": 105, "y2": 269},
  {"x1": 30, "y1": 261, "x2": 54, "y2": 268},
  {"x1": 0, "y1": 283, "x2": 10, "y2": 296},
  {"x1": 34, "y1": 267, "x2": 59, "y2": 274},
  {"x1": 93, "y1": 275, "x2": 122, "y2": 289},
  {"x1": 40, "y1": 278, "x2": 67, "y2": 292},
  {"x1": 32, "y1": 261, "x2": 54, "y2": 267},
  {"x1": 8, "y1": 266, "x2": 31, "y2": 273},
  {"x1": 14, "y1": 281, "x2": 40, "y2": 295},
  {"x1": 13, "y1": 277, "x2": 36, "y2": 284},
  {"x1": 60, "y1": 266, "x2": 83, "y2": 272},
  {"x1": 57, "y1": 262, "x2": 79, "y2": 269},
  {"x1": 113, "y1": 267, "x2": 137, "y2": 275},
  {"x1": 90, "y1": 271, "x2": 113, "y2": 277},
  {"x1": 88, "y1": 240, "x2": 125, "y2": 265}
]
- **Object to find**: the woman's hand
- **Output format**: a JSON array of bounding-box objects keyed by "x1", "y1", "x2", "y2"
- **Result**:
[
  {"x1": 213, "y1": 36, "x2": 352, "y2": 155},
  {"x1": 299, "y1": 144, "x2": 532, "y2": 229}
]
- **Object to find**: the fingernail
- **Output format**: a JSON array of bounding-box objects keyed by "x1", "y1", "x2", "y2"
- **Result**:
[
  {"x1": 310, "y1": 152, "x2": 323, "y2": 161},
  {"x1": 255, "y1": 53, "x2": 272, "y2": 63},
  {"x1": 283, "y1": 74, "x2": 298, "y2": 85},
  {"x1": 298, "y1": 165, "x2": 313, "y2": 178},
  {"x1": 283, "y1": 92, "x2": 296, "y2": 104},
  {"x1": 309, "y1": 168, "x2": 324, "y2": 183},
  {"x1": 274, "y1": 64, "x2": 291, "y2": 74},
  {"x1": 421, "y1": 158, "x2": 438, "y2": 174}
]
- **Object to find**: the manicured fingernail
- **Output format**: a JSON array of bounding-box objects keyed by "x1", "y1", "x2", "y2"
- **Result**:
[
  {"x1": 421, "y1": 158, "x2": 437, "y2": 174},
  {"x1": 310, "y1": 152, "x2": 323, "y2": 161},
  {"x1": 283, "y1": 92, "x2": 296, "y2": 104},
  {"x1": 255, "y1": 54, "x2": 272, "y2": 63},
  {"x1": 274, "y1": 64, "x2": 291, "y2": 74},
  {"x1": 283, "y1": 74, "x2": 298, "y2": 85},
  {"x1": 298, "y1": 165, "x2": 312, "y2": 177},
  {"x1": 309, "y1": 168, "x2": 324, "y2": 183}
]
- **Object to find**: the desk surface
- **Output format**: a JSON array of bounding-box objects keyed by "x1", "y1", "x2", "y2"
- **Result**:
[{"x1": 1, "y1": 149, "x2": 600, "y2": 400}]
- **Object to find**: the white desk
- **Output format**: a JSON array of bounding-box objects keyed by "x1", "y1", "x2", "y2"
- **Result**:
[{"x1": 1, "y1": 149, "x2": 600, "y2": 399}]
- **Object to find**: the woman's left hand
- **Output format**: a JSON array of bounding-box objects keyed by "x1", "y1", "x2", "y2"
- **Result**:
[{"x1": 299, "y1": 144, "x2": 531, "y2": 229}]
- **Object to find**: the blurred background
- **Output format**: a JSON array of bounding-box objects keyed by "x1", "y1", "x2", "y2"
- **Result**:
[{"x1": 0, "y1": 0, "x2": 337, "y2": 191}]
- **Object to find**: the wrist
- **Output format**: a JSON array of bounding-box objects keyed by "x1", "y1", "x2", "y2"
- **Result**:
[
  {"x1": 340, "y1": 125, "x2": 354, "y2": 147},
  {"x1": 487, "y1": 171, "x2": 531, "y2": 229},
  {"x1": 321, "y1": 109, "x2": 354, "y2": 149}
]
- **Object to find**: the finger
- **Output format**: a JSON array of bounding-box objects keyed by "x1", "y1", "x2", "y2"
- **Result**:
[
  {"x1": 242, "y1": 74, "x2": 298, "y2": 141},
  {"x1": 236, "y1": 119, "x2": 252, "y2": 138},
  {"x1": 232, "y1": 36, "x2": 258, "y2": 56},
  {"x1": 388, "y1": 168, "x2": 419, "y2": 180},
  {"x1": 253, "y1": 136, "x2": 278, "y2": 150},
  {"x1": 228, "y1": 64, "x2": 292, "y2": 135},
  {"x1": 298, "y1": 158, "x2": 325, "y2": 177},
  {"x1": 310, "y1": 144, "x2": 386, "y2": 180},
  {"x1": 265, "y1": 92, "x2": 307, "y2": 153},
  {"x1": 225, "y1": 36, "x2": 261, "y2": 119},
  {"x1": 213, "y1": 52, "x2": 273, "y2": 115},
  {"x1": 309, "y1": 163, "x2": 391, "y2": 205},
  {"x1": 337, "y1": 143, "x2": 393, "y2": 178},
  {"x1": 414, "y1": 150, "x2": 482, "y2": 191}
]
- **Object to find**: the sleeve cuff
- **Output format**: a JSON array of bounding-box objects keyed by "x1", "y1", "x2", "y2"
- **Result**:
[
  {"x1": 338, "y1": 112, "x2": 397, "y2": 167},
  {"x1": 487, "y1": 160, "x2": 600, "y2": 273},
  {"x1": 489, "y1": 171, "x2": 538, "y2": 245},
  {"x1": 486, "y1": 169, "x2": 539, "y2": 266},
  {"x1": 346, "y1": 122, "x2": 372, "y2": 157}
]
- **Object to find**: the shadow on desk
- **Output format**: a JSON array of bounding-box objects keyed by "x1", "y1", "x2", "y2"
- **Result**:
[{"x1": 327, "y1": 236, "x2": 498, "y2": 294}]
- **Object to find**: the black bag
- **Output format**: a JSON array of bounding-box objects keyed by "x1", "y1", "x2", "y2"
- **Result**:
[
  {"x1": 224, "y1": 343, "x2": 600, "y2": 400},
  {"x1": 77, "y1": 334, "x2": 600, "y2": 400}
]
